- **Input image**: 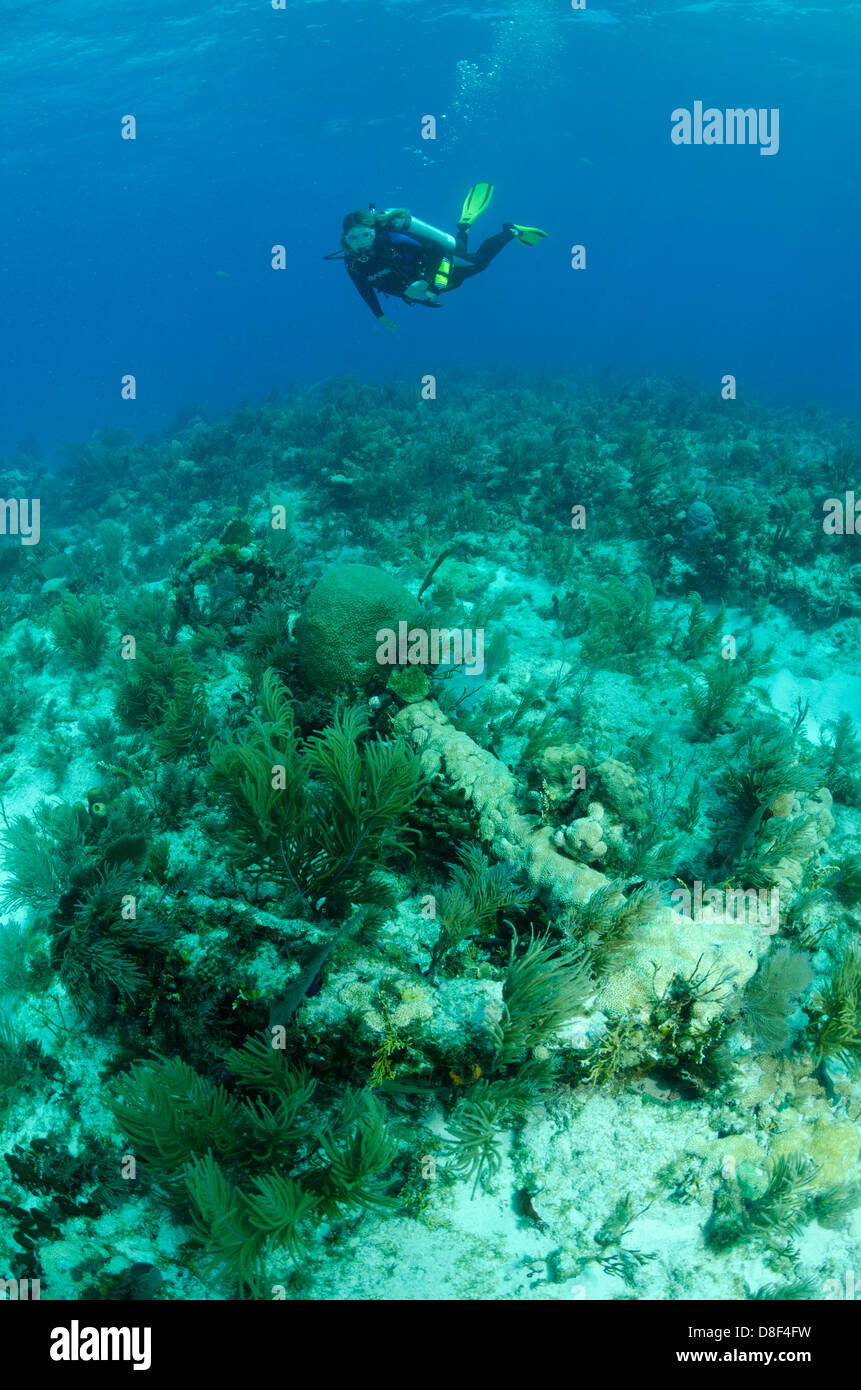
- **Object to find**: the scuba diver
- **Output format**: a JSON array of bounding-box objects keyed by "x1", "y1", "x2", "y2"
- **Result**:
[{"x1": 328, "y1": 184, "x2": 547, "y2": 329}]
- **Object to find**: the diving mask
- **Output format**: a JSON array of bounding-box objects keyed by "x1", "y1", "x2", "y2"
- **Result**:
[{"x1": 344, "y1": 226, "x2": 376, "y2": 255}]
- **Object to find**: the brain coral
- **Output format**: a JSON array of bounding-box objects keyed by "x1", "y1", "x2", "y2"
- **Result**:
[{"x1": 296, "y1": 562, "x2": 425, "y2": 694}]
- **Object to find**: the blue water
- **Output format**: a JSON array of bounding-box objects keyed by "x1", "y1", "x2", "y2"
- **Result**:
[{"x1": 1, "y1": 0, "x2": 858, "y2": 458}]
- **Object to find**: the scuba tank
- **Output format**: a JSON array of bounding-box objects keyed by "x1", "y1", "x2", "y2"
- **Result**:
[
  {"x1": 383, "y1": 207, "x2": 457, "y2": 304},
  {"x1": 384, "y1": 209, "x2": 456, "y2": 253}
]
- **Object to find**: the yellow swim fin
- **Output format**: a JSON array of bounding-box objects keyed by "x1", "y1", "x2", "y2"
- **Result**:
[
  {"x1": 458, "y1": 183, "x2": 494, "y2": 228},
  {"x1": 506, "y1": 222, "x2": 548, "y2": 246}
]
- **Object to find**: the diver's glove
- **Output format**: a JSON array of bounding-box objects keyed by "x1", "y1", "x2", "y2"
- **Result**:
[{"x1": 378, "y1": 316, "x2": 399, "y2": 331}]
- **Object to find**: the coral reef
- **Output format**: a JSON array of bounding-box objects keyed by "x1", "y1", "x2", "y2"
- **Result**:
[{"x1": 2, "y1": 370, "x2": 860, "y2": 1304}]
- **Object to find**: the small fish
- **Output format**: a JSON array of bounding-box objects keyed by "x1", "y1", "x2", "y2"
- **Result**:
[
  {"x1": 726, "y1": 800, "x2": 772, "y2": 866},
  {"x1": 215, "y1": 270, "x2": 231, "y2": 279},
  {"x1": 269, "y1": 919, "x2": 355, "y2": 1029}
]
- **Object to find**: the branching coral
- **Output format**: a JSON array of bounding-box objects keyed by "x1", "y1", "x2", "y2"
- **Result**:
[
  {"x1": 743, "y1": 1153, "x2": 821, "y2": 1236},
  {"x1": 0, "y1": 801, "x2": 88, "y2": 915},
  {"x1": 109, "y1": 1041, "x2": 397, "y2": 1291},
  {"x1": 49, "y1": 594, "x2": 107, "y2": 669},
  {"x1": 49, "y1": 867, "x2": 171, "y2": 1019},
  {"x1": 438, "y1": 1067, "x2": 545, "y2": 1198},
  {"x1": 115, "y1": 635, "x2": 213, "y2": 761},
  {"x1": 808, "y1": 944, "x2": 861, "y2": 1071},
  {"x1": 492, "y1": 931, "x2": 593, "y2": 1066},
  {"x1": 812, "y1": 1179, "x2": 861, "y2": 1230},
  {"x1": 0, "y1": 794, "x2": 171, "y2": 1018},
  {"x1": 821, "y1": 713, "x2": 861, "y2": 806},
  {"x1": 316, "y1": 1090, "x2": 398, "y2": 1215},
  {"x1": 673, "y1": 592, "x2": 726, "y2": 661},
  {"x1": 110, "y1": 1055, "x2": 247, "y2": 1179},
  {"x1": 440, "y1": 1084, "x2": 507, "y2": 1198},
  {"x1": 209, "y1": 670, "x2": 424, "y2": 914},
  {"x1": 726, "y1": 726, "x2": 821, "y2": 823},
  {"x1": 184, "y1": 1152, "x2": 319, "y2": 1283},
  {"x1": 705, "y1": 1152, "x2": 821, "y2": 1251},
  {"x1": 680, "y1": 657, "x2": 743, "y2": 737},
  {"x1": 565, "y1": 882, "x2": 661, "y2": 973},
  {"x1": 579, "y1": 573, "x2": 658, "y2": 672},
  {"x1": 430, "y1": 844, "x2": 532, "y2": 968},
  {"x1": 823, "y1": 853, "x2": 861, "y2": 908},
  {"x1": 735, "y1": 814, "x2": 819, "y2": 889}
]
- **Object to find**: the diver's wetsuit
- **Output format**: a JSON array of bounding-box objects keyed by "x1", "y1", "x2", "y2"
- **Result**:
[{"x1": 346, "y1": 225, "x2": 515, "y2": 319}]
